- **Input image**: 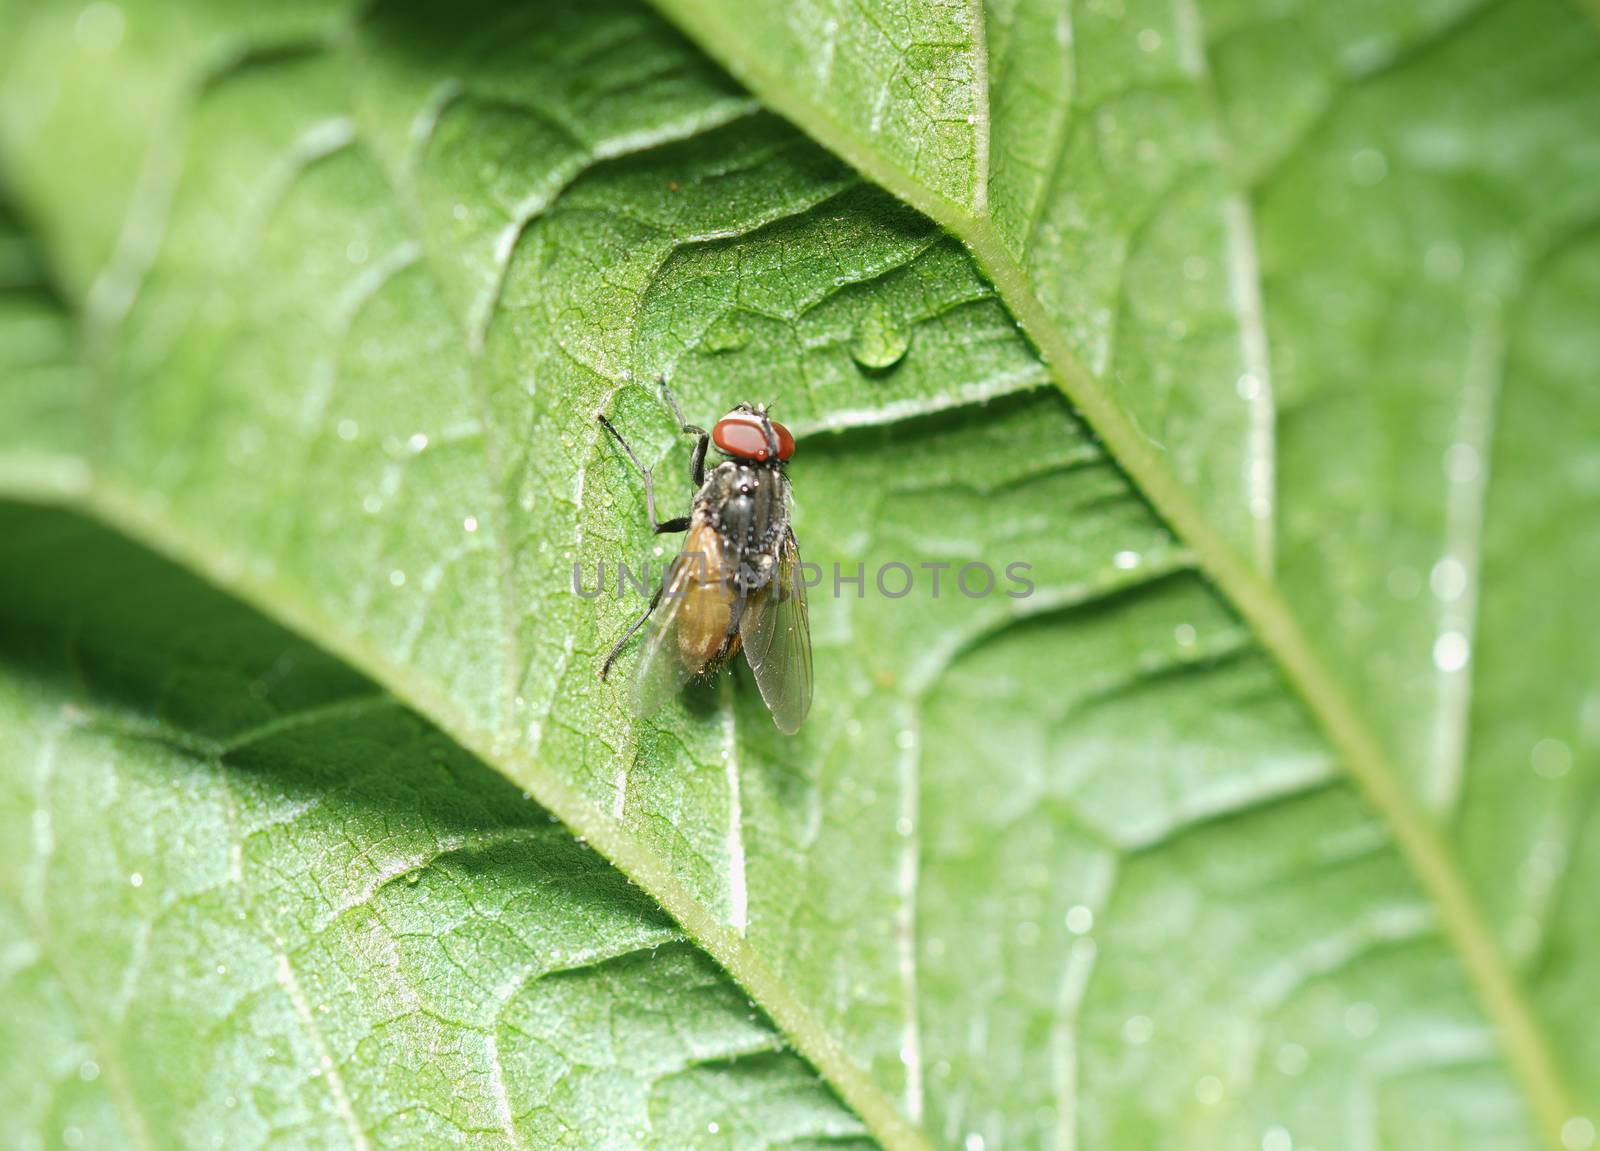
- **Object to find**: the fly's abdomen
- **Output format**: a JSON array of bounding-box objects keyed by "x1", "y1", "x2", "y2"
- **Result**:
[{"x1": 675, "y1": 577, "x2": 735, "y2": 669}]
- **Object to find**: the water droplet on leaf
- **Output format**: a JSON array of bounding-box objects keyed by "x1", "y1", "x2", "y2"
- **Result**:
[{"x1": 851, "y1": 305, "x2": 911, "y2": 371}]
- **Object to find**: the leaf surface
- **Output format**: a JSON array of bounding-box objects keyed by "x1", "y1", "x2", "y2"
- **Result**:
[{"x1": 1, "y1": 1, "x2": 1598, "y2": 1149}]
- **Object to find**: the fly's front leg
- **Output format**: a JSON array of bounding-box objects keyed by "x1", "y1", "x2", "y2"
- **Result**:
[
  {"x1": 687, "y1": 428, "x2": 709, "y2": 488},
  {"x1": 659, "y1": 376, "x2": 710, "y2": 487},
  {"x1": 596, "y1": 413, "x2": 691, "y2": 534},
  {"x1": 600, "y1": 580, "x2": 663, "y2": 680}
]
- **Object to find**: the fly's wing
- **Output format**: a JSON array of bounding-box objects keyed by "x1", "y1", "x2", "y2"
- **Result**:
[
  {"x1": 633, "y1": 518, "x2": 736, "y2": 721},
  {"x1": 739, "y1": 526, "x2": 813, "y2": 734}
]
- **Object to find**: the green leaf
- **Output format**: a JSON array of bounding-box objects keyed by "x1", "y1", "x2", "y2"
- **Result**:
[{"x1": 1, "y1": 1, "x2": 1597, "y2": 1150}]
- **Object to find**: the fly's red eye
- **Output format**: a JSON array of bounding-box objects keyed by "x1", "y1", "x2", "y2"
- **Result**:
[
  {"x1": 713, "y1": 412, "x2": 795, "y2": 461},
  {"x1": 772, "y1": 420, "x2": 795, "y2": 460}
]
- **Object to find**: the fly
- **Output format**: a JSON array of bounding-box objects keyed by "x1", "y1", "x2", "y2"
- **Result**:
[{"x1": 596, "y1": 381, "x2": 813, "y2": 735}]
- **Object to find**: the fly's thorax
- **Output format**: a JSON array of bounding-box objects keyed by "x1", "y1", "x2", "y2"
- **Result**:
[{"x1": 697, "y1": 460, "x2": 790, "y2": 565}]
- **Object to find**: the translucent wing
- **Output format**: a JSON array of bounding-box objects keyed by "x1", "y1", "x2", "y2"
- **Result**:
[
  {"x1": 633, "y1": 517, "x2": 740, "y2": 721},
  {"x1": 739, "y1": 526, "x2": 813, "y2": 734}
]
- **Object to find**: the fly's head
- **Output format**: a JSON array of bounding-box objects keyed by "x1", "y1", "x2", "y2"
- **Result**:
[{"x1": 711, "y1": 402, "x2": 794, "y2": 465}]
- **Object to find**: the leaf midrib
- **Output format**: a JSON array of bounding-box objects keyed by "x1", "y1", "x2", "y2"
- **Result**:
[{"x1": 639, "y1": 1, "x2": 1579, "y2": 1145}]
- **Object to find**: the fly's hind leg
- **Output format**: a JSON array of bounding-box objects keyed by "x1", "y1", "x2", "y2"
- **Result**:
[
  {"x1": 600, "y1": 580, "x2": 664, "y2": 680},
  {"x1": 596, "y1": 412, "x2": 692, "y2": 534}
]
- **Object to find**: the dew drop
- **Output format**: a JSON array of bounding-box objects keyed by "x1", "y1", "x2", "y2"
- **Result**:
[
  {"x1": 408, "y1": 432, "x2": 429, "y2": 453},
  {"x1": 1531, "y1": 738, "x2": 1572, "y2": 780},
  {"x1": 707, "y1": 1121, "x2": 720, "y2": 1135},
  {"x1": 78, "y1": 1061, "x2": 100, "y2": 1083},
  {"x1": 1113, "y1": 550, "x2": 1140, "y2": 570},
  {"x1": 1350, "y1": 148, "x2": 1388, "y2": 186},
  {"x1": 1122, "y1": 1015, "x2": 1153, "y2": 1044},
  {"x1": 1174, "y1": 623, "x2": 1197, "y2": 647},
  {"x1": 1274, "y1": 1043, "x2": 1309, "y2": 1076},
  {"x1": 463, "y1": 515, "x2": 479, "y2": 533},
  {"x1": 336, "y1": 418, "x2": 359, "y2": 442},
  {"x1": 851, "y1": 304, "x2": 912, "y2": 371},
  {"x1": 964, "y1": 1135, "x2": 986, "y2": 1151},
  {"x1": 1344, "y1": 1001, "x2": 1379, "y2": 1037},
  {"x1": 1432, "y1": 631, "x2": 1470, "y2": 672},
  {"x1": 1563, "y1": 1117, "x2": 1596, "y2": 1151},
  {"x1": 389, "y1": 569, "x2": 407, "y2": 588},
  {"x1": 1065, "y1": 905, "x2": 1094, "y2": 934},
  {"x1": 129, "y1": 872, "x2": 144, "y2": 888},
  {"x1": 1137, "y1": 27, "x2": 1162, "y2": 52},
  {"x1": 1262, "y1": 1126, "x2": 1293, "y2": 1151}
]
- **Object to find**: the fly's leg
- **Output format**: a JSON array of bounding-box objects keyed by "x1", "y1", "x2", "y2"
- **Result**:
[
  {"x1": 600, "y1": 580, "x2": 663, "y2": 680},
  {"x1": 596, "y1": 413, "x2": 691, "y2": 534},
  {"x1": 687, "y1": 424, "x2": 710, "y2": 488},
  {"x1": 725, "y1": 586, "x2": 747, "y2": 651},
  {"x1": 659, "y1": 376, "x2": 710, "y2": 487}
]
